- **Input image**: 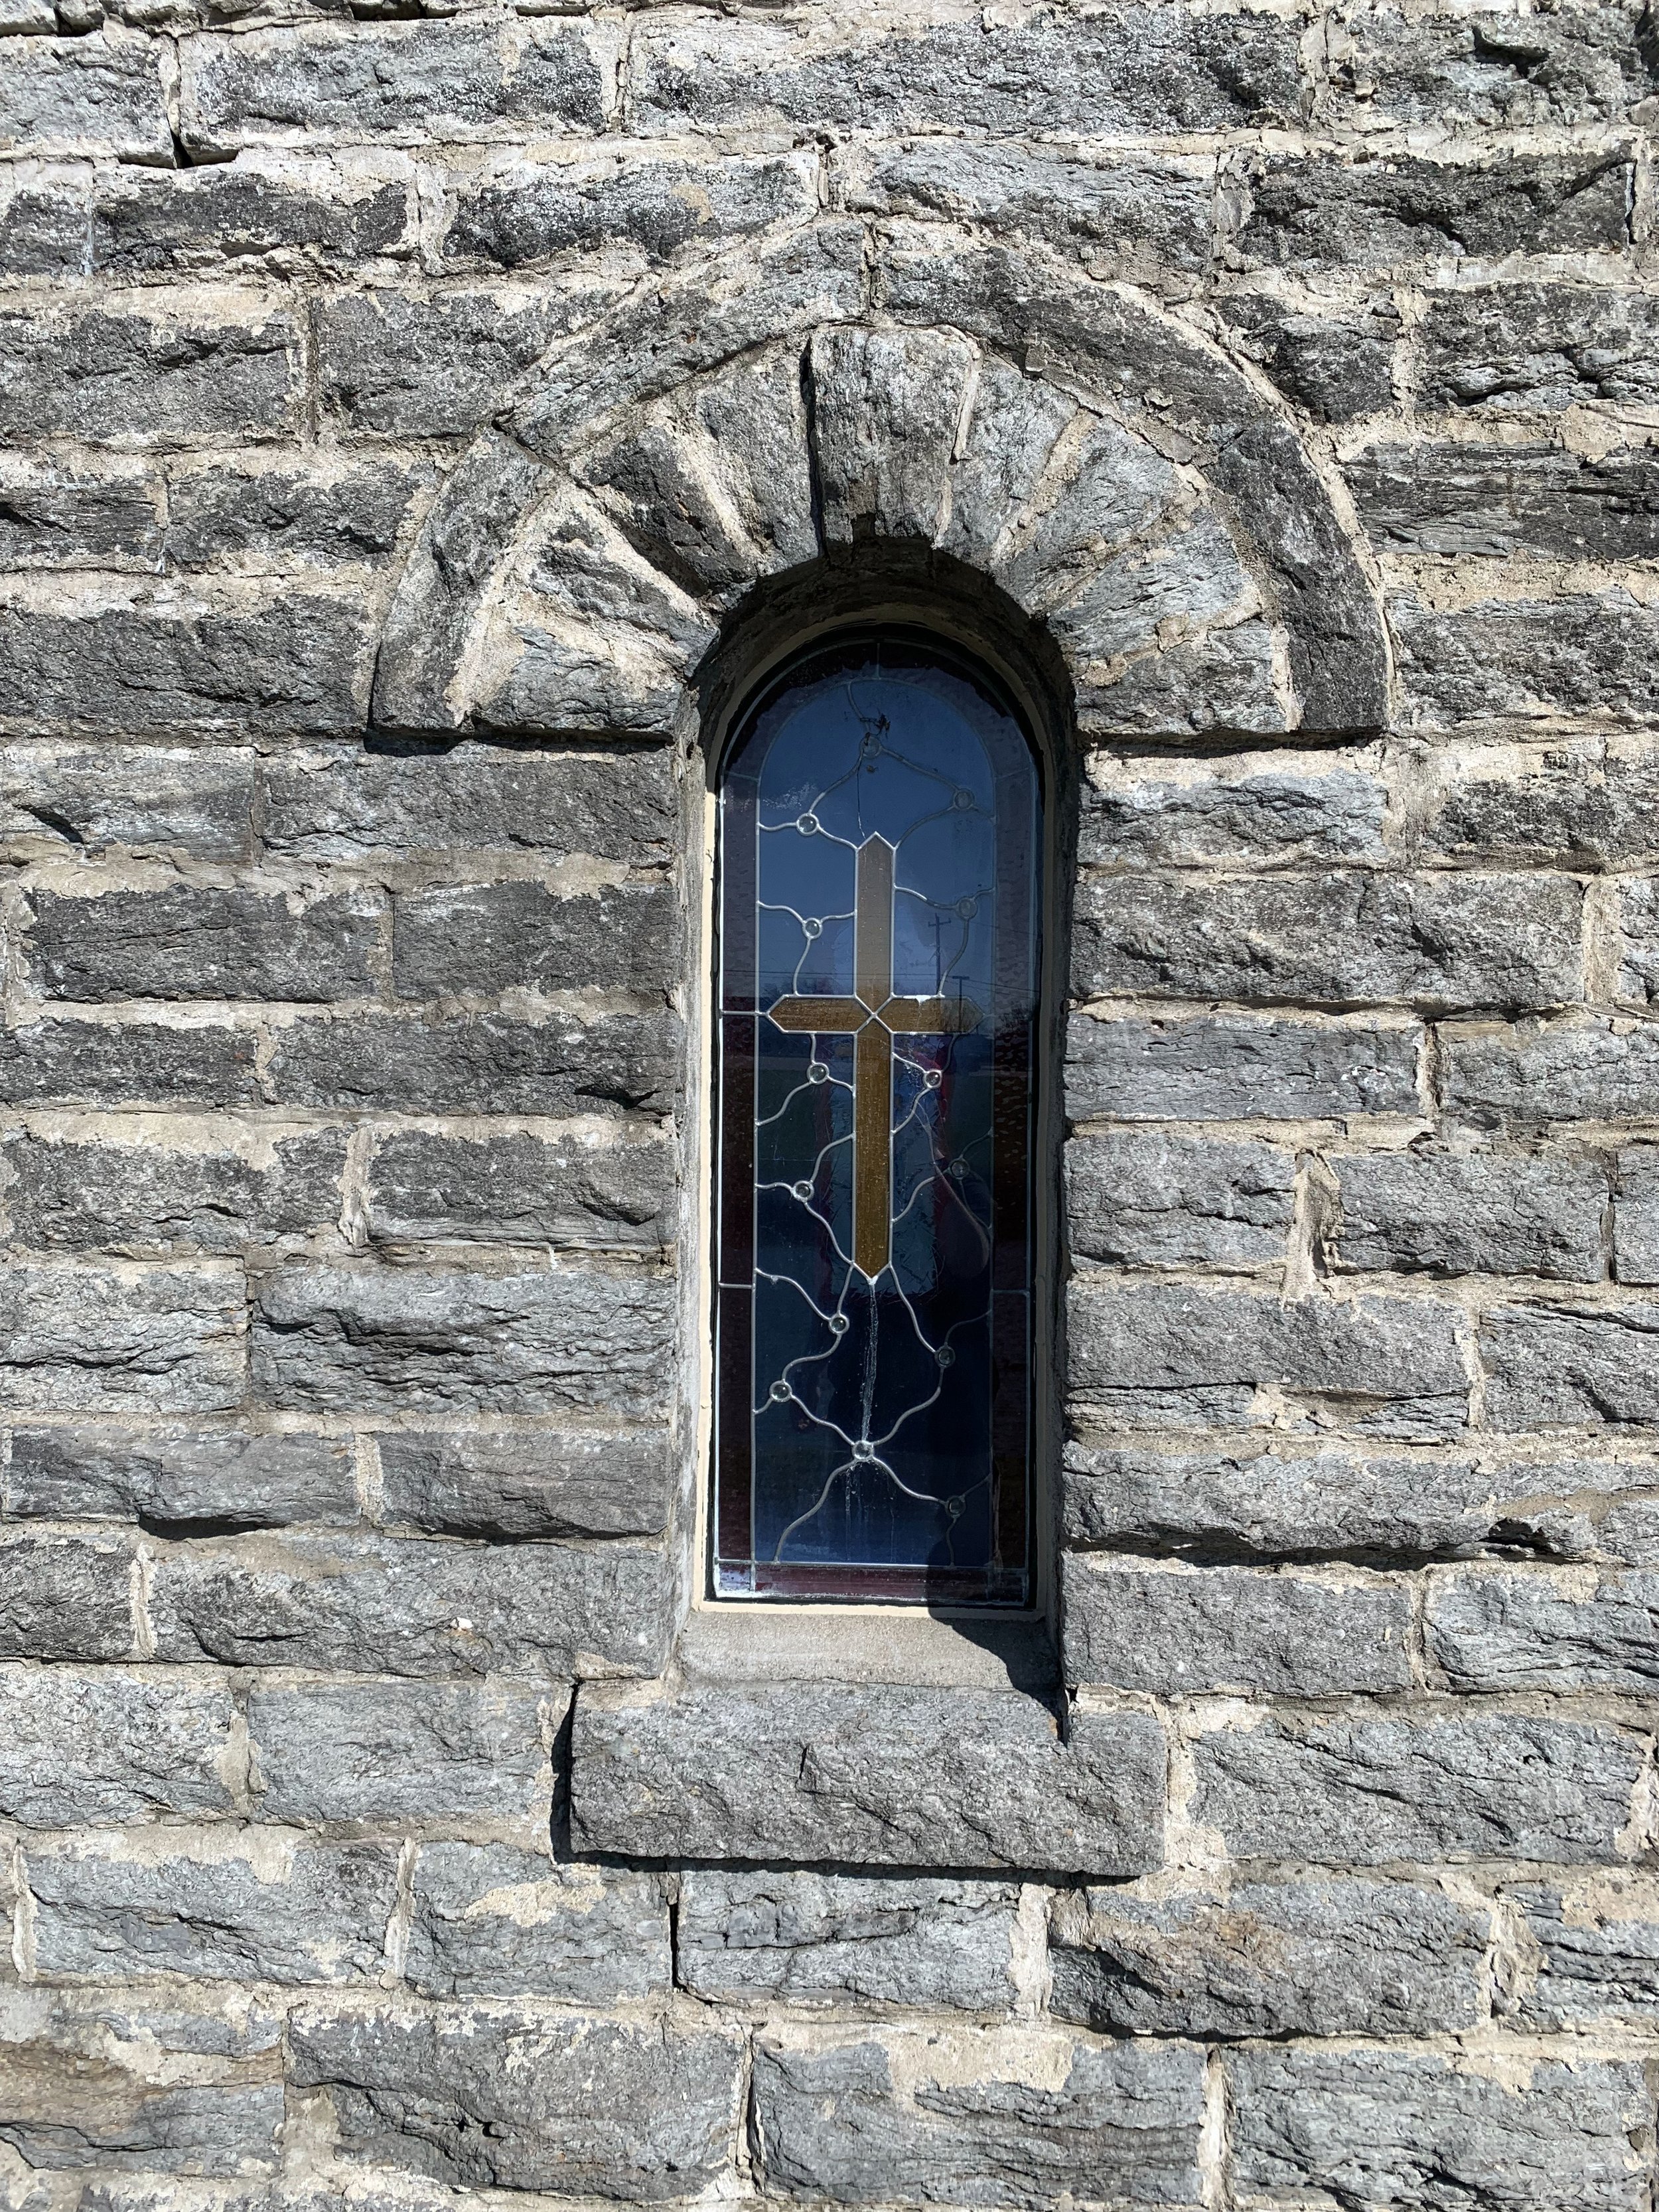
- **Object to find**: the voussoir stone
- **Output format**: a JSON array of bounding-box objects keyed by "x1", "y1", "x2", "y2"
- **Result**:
[{"x1": 571, "y1": 1681, "x2": 1167, "y2": 1875}]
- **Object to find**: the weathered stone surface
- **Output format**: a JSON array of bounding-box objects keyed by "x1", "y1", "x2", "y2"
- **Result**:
[
  {"x1": 0, "y1": 1262, "x2": 244, "y2": 1412},
  {"x1": 573, "y1": 1682, "x2": 1167, "y2": 1876},
  {"x1": 633, "y1": 9, "x2": 1304, "y2": 137},
  {"x1": 578, "y1": 413, "x2": 779, "y2": 605},
  {"x1": 1080, "y1": 753, "x2": 1387, "y2": 867},
  {"x1": 1066, "y1": 1011, "x2": 1422, "y2": 1123},
  {"x1": 1418, "y1": 741, "x2": 1659, "y2": 866},
  {"x1": 0, "y1": 597, "x2": 368, "y2": 737},
  {"x1": 0, "y1": 31, "x2": 171, "y2": 161},
  {"x1": 252, "y1": 1262, "x2": 674, "y2": 1416},
  {"x1": 1429, "y1": 1566, "x2": 1659, "y2": 1690},
  {"x1": 1616, "y1": 1147, "x2": 1659, "y2": 1282},
  {"x1": 1236, "y1": 150, "x2": 1633, "y2": 268},
  {"x1": 268, "y1": 1007, "x2": 680, "y2": 1117},
  {"x1": 151, "y1": 1530, "x2": 670, "y2": 1678},
  {"x1": 1447, "y1": 1019, "x2": 1659, "y2": 1130},
  {"x1": 0, "y1": 1666, "x2": 236, "y2": 1826},
  {"x1": 392, "y1": 881, "x2": 675, "y2": 1001},
  {"x1": 6, "y1": 1128, "x2": 346, "y2": 1252},
  {"x1": 1050, "y1": 1875, "x2": 1486, "y2": 2037},
  {"x1": 319, "y1": 287, "x2": 601, "y2": 441},
  {"x1": 1334, "y1": 1149, "x2": 1606, "y2": 1279},
  {"x1": 182, "y1": 21, "x2": 609, "y2": 151},
  {"x1": 0, "y1": 180, "x2": 84, "y2": 278},
  {"x1": 1065, "y1": 1132, "x2": 1293, "y2": 1270},
  {"x1": 92, "y1": 166, "x2": 411, "y2": 278},
  {"x1": 378, "y1": 1428, "x2": 669, "y2": 1540},
  {"x1": 1228, "y1": 2048, "x2": 1650, "y2": 2212},
  {"x1": 808, "y1": 324, "x2": 976, "y2": 546},
  {"x1": 261, "y1": 741, "x2": 673, "y2": 863},
  {"x1": 1507, "y1": 1875, "x2": 1659, "y2": 2027},
  {"x1": 0, "y1": 307, "x2": 300, "y2": 445},
  {"x1": 1068, "y1": 1282, "x2": 1469, "y2": 1439},
  {"x1": 28, "y1": 1837, "x2": 399, "y2": 1986},
  {"x1": 751, "y1": 2029, "x2": 1206, "y2": 2209},
  {"x1": 367, "y1": 1128, "x2": 672, "y2": 1250},
  {"x1": 5, "y1": 1425, "x2": 356, "y2": 1530},
  {"x1": 166, "y1": 461, "x2": 428, "y2": 571},
  {"x1": 1333, "y1": 2, "x2": 1659, "y2": 127},
  {"x1": 1062, "y1": 1554, "x2": 1411, "y2": 1696},
  {"x1": 0, "y1": 1533, "x2": 133, "y2": 1660},
  {"x1": 1348, "y1": 441, "x2": 1659, "y2": 561},
  {"x1": 0, "y1": 1020, "x2": 257, "y2": 1108},
  {"x1": 1215, "y1": 292, "x2": 1400, "y2": 422},
  {"x1": 1396, "y1": 591, "x2": 1659, "y2": 727},
  {"x1": 0, "y1": 463, "x2": 162, "y2": 572},
  {"x1": 405, "y1": 1845, "x2": 669, "y2": 2001},
  {"x1": 250, "y1": 1679, "x2": 553, "y2": 1828},
  {"x1": 678, "y1": 1872, "x2": 1019, "y2": 2013},
  {"x1": 1419, "y1": 282, "x2": 1659, "y2": 413},
  {"x1": 446, "y1": 150, "x2": 816, "y2": 270},
  {"x1": 1074, "y1": 869, "x2": 1583, "y2": 1013},
  {"x1": 288, "y1": 2005, "x2": 744, "y2": 2197},
  {"x1": 1193, "y1": 1709, "x2": 1642, "y2": 1864},
  {"x1": 1482, "y1": 1300, "x2": 1659, "y2": 1430},
  {"x1": 0, "y1": 743, "x2": 252, "y2": 856},
  {"x1": 28, "y1": 884, "x2": 380, "y2": 1005}
]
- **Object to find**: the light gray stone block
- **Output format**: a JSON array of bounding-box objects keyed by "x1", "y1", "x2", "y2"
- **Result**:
[
  {"x1": 1079, "y1": 755, "x2": 1387, "y2": 867},
  {"x1": 1396, "y1": 591, "x2": 1659, "y2": 728},
  {"x1": 1333, "y1": 3, "x2": 1659, "y2": 127},
  {"x1": 1506, "y1": 1876, "x2": 1659, "y2": 2028},
  {"x1": 319, "y1": 287, "x2": 604, "y2": 441},
  {"x1": 1420, "y1": 281, "x2": 1659, "y2": 414},
  {"x1": 446, "y1": 149, "x2": 817, "y2": 270},
  {"x1": 392, "y1": 880, "x2": 675, "y2": 1001},
  {"x1": 0, "y1": 306, "x2": 301, "y2": 445},
  {"x1": 1421, "y1": 743, "x2": 1659, "y2": 865},
  {"x1": 0, "y1": 1666, "x2": 236, "y2": 1826},
  {"x1": 405, "y1": 1845, "x2": 669, "y2": 2001},
  {"x1": 367, "y1": 1127, "x2": 672, "y2": 1250},
  {"x1": 1481, "y1": 1300, "x2": 1659, "y2": 1429},
  {"x1": 6, "y1": 1128, "x2": 347, "y2": 1252},
  {"x1": 378, "y1": 1428, "x2": 669, "y2": 1540},
  {"x1": 92, "y1": 166, "x2": 411, "y2": 279},
  {"x1": 1348, "y1": 441, "x2": 1659, "y2": 563},
  {"x1": 0, "y1": 1262, "x2": 244, "y2": 1413},
  {"x1": 165, "y1": 460, "x2": 428, "y2": 571},
  {"x1": 1429, "y1": 1566, "x2": 1659, "y2": 1691},
  {"x1": 1615, "y1": 1146, "x2": 1659, "y2": 1282},
  {"x1": 0, "y1": 742, "x2": 252, "y2": 857},
  {"x1": 1066, "y1": 1011, "x2": 1422, "y2": 1124},
  {"x1": 0, "y1": 1533, "x2": 133, "y2": 1660},
  {"x1": 1334, "y1": 1150, "x2": 1607, "y2": 1279},
  {"x1": 1064, "y1": 1132, "x2": 1293, "y2": 1270},
  {"x1": 808, "y1": 325, "x2": 975, "y2": 545},
  {"x1": 0, "y1": 31, "x2": 171, "y2": 161},
  {"x1": 1215, "y1": 292, "x2": 1400, "y2": 423},
  {"x1": 27, "y1": 884, "x2": 380, "y2": 1004},
  {"x1": 4, "y1": 1426, "x2": 356, "y2": 1530}
]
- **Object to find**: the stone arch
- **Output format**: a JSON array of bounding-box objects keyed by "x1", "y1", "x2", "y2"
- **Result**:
[{"x1": 373, "y1": 219, "x2": 1389, "y2": 741}]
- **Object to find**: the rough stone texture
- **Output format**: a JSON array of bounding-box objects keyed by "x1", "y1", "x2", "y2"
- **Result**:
[
  {"x1": 1066, "y1": 1011, "x2": 1423, "y2": 1122},
  {"x1": 1428, "y1": 1566, "x2": 1659, "y2": 1691},
  {"x1": 403, "y1": 1846, "x2": 670, "y2": 2002},
  {"x1": 377, "y1": 1428, "x2": 670, "y2": 1539},
  {"x1": 5, "y1": 1128, "x2": 347, "y2": 1253},
  {"x1": 0, "y1": 1668, "x2": 236, "y2": 1826},
  {"x1": 1506, "y1": 1876, "x2": 1659, "y2": 2028},
  {"x1": 1481, "y1": 1300, "x2": 1659, "y2": 1429},
  {"x1": 1065, "y1": 1132, "x2": 1294, "y2": 1269},
  {"x1": 3, "y1": 1425, "x2": 356, "y2": 1530},
  {"x1": 1333, "y1": 1149, "x2": 1607, "y2": 1280}
]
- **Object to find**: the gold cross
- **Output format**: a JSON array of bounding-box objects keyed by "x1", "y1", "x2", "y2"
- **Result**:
[{"x1": 770, "y1": 833, "x2": 978, "y2": 1278}]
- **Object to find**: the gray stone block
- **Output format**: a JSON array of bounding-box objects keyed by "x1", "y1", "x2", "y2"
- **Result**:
[
  {"x1": 1482, "y1": 1299, "x2": 1659, "y2": 1429},
  {"x1": 845, "y1": 141, "x2": 1212, "y2": 285},
  {"x1": 1334, "y1": 1150, "x2": 1607, "y2": 1279},
  {"x1": 252, "y1": 1262, "x2": 675, "y2": 1417},
  {"x1": 1065, "y1": 1132, "x2": 1293, "y2": 1270},
  {"x1": 0, "y1": 462, "x2": 162, "y2": 571},
  {"x1": 677, "y1": 1871, "x2": 1020, "y2": 2013},
  {"x1": 261, "y1": 741, "x2": 673, "y2": 863},
  {"x1": 0, "y1": 1532, "x2": 133, "y2": 1660},
  {"x1": 0, "y1": 1019, "x2": 258, "y2": 1108},
  {"x1": 1348, "y1": 441, "x2": 1659, "y2": 561},
  {"x1": 1236, "y1": 150, "x2": 1632, "y2": 268},
  {"x1": 152, "y1": 1529, "x2": 670, "y2": 1678},
  {"x1": 1214, "y1": 292, "x2": 1399, "y2": 422},
  {"x1": 0, "y1": 597, "x2": 368, "y2": 737},
  {"x1": 1080, "y1": 755, "x2": 1387, "y2": 867},
  {"x1": 632, "y1": 9, "x2": 1305, "y2": 137},
  {"x1": 808, "y1": 325, "x2": 975, "y2": 546},
  {"x1": 27, "y1": 883, "x2": 380, "y2": 1004},
  {"x1": 1615, "y1": 1146, "x2": 1659, "y2": 1281},
  {"x1": 6, "y1": 1128, "x2": 346, "y2": 1252},
  {"x1": 0, "y1": 1666, "x2": 236, "y2": 1826},
  {"x1": 1507, "y1": 1876, "x2": 1659, "y2": 2027},
  {"x1": 0, "y1": 306, "x2": 301, "y2": 445},
  {"x1": 367, "y1": 1128, "x2": 672, "y2": 1250},
  {"x1": 1419, "y1": 282, "x2": 1659, "y2": 413},
  {"x1": 1333, "y1": 3, "x2": 1659, "y2": 127},
  {"x1": 405, "y1": 1844, "x2": 669, "y2": 2000},
  {"x1": 446, "y1": 149, "x2": 816, "y2": 269},
  {"x1": 1194, "y1": 1709, "x2": 1642, "y2": 1864},
  {"x1": 1447, "y1": 1019, "x2": 1659, "y2": 1130},
  {"x1": 319, "y1": 287, "x2": 601, "y2": 441},
  {"x1": 0, "y1": 31, "x2": 171, "y2": 161},
  {"x1": 1062, "y1": 1554, "x2": 1411, "y2": 1696},
  {"x1": 28, "y1": 1837, "x2": 399, "y2": 1986},
  {"x1": 182, "y1": 20, "x2": 607, "y2": 151},
  {"x1": 1228, "y1": 2048, "x2": 1650, "y2": 2212},
  {"x1": 1068, "y1": 1281, "x2": 1469, "y2": 1440},
  {"x1": 5, "y1": 1425, "x2": 357, "y2": 1530},
  {"x1": 165, "y1": 461, "x2": 429, "y2": 571},
  {"x1": 751, "y1": 2029, "x2": 1206, "y2": 2209},
  {"x1": 1396, "y1": 591, "x2": 1659, "y2": 727},
  {"x1": 250, "y1": 1678, "x2": 554, "y2": 1828},
  {"x1": 1073, "y1": 869, "x2": 1583, "y2": 1013},
  {"x1": 572, "y1": 1682, "x2": 1167, "y2": 1876},
  {"x1": 1616, "y1": 877, "x2": 1659, "y2": 1005},
  {"x1": 288, "y1": 2004, "x2": 744, "y2": 2197},
  {"x1": 0, "y1": 1262, "x2": 244, "y2": 1413},
  {"x1": 267, "y1": 1007, "x2": 680, "y2": 1116},
  {"x1": 0, "y1": 742, "x2": 252, "y2": 857},
  {"x1": 392, "y1": 880, "x2": 675, "y2": 1001},
  {"x1": 92, "y1": 167, "x2": 411, "y2": 277},
  {"x1": 1418, "y1": 741, "x2": 1659, "y2": 865},
  {"x1": 1050, "y1": 1874, "x2": 1487, "y2": 2037},
  {"x1": 378, "y1": 1428, "x2": 669, "y2": 1540},
  {"x1": 0, "y1": 181, "x2": 85, "y2": 280},
  {"x1": 1429, "y1": 1566, "x2": 1659, "y2": 1690},
  {"x1": 1066, "y1": 1010, "x2": 1422, "y2": 1123}
]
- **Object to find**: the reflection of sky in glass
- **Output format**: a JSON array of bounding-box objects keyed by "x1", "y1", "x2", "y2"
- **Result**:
[{"x1": 716, "y1": 646, "x2": 1039, "y2": 1594}]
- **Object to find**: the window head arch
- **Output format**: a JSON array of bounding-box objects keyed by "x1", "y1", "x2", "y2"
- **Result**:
[{"x1": 713, "y1": 632, "x2": 1044, "y2": 1605}]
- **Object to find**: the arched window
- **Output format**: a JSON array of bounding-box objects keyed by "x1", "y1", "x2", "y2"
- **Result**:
[{"x1": 713, "y1": 632, "x2": 1044, "y2": 1605}]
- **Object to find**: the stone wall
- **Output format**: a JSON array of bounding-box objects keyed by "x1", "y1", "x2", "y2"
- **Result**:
[{"x1": 3, "y1": 0, "x2": 1659, "y2": 2203}]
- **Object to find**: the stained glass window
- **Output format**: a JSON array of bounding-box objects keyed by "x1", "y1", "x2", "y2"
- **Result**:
[{"x1": 713, "y1": 634, "x2": 1043, "y2": 1604}]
